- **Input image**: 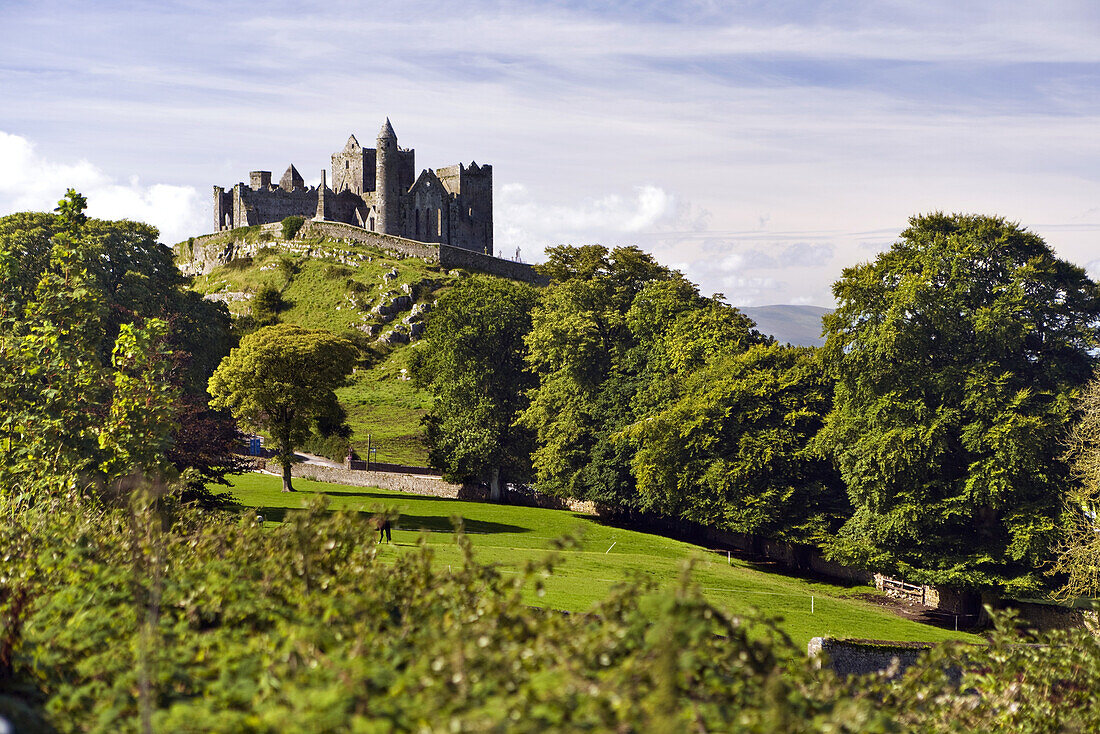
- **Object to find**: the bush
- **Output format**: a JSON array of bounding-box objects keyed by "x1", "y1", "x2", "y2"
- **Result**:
[
  {"x1": 300, "y1": 431, "x2": 351, "y2": 463},
  {"x1": 7, "y1": 491, "x2": 1100, "y2": 731},
  {"x1": 281, "y1": 215, "x2": 305, "y2": 240},
  {"x1": 251, "y1": 283, "x2": 283, "y2": 325},
  {"x1": 278, "y1": 256, "x2": 299, "y2": 280}
]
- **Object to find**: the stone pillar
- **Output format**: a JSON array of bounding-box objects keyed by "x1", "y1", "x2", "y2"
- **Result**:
[{"x1": 315, "y1": 170, "x2": 327, "y2": 221}]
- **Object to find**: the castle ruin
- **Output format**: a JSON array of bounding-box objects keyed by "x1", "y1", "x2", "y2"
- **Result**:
[{"x1": 213, "y1": 119, "x2": 493, "y2": 255}]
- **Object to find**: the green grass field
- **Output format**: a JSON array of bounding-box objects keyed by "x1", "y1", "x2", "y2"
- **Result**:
[{"x1": 228, "y1": 473, "x2": 979, "y2": 649}]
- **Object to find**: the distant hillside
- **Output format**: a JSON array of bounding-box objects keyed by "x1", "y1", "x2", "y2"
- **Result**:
[{"x1": 739, "y1": 305, "x2": 832, "y2": 347}]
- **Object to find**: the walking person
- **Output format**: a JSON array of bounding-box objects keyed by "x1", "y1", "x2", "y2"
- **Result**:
[{"x1": 377, "y1": 516, "x2": 392, "y2": 543}]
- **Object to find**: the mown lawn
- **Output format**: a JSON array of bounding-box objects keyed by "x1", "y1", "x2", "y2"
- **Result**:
[{"x1": 228, "y1": 473, "x2": 980, "y2": 649}]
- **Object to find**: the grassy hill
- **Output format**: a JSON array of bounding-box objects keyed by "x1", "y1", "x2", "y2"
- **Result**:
[
  {"x1": 184, "y1": 234, "x2": 459, "y2": 465},
  {"x1": 231, "y1": 473, "x2": 979, "y2": 648}
]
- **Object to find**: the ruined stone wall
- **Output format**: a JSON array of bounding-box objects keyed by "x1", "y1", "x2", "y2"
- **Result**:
[
  {"x1": 436, "y1": 163, "x2": 493, "y2": 255},
  {"x1": 298, "y1": 220, "x2": 441, "y2": 259},
  {"x1": 234, "y1": 185, "x2": 318, "y2": 228},
  {"x1": 213, "y1": 187, "x2": 234, "y2": 231},
  {"x1": 180, "y1": 220, "x2": 540, "y2": 285},
  {"x1": 439, "y1": 244, "x2": 546, "y2": 284},
  {"x1": 324, "y1": 190, "x2": 367, "y2": 227},
  {"x1": 404, "y1": 174, "x2": 449, "y2": 244}
]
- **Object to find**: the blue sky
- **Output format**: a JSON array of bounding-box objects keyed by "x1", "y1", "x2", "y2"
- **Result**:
[{"x1": 2, "y1": 0, "x2": 1098, "y2": 306}]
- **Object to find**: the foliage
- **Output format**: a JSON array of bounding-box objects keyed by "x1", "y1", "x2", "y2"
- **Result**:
[
  {"x1": 627, "y1": 343, "x2": 847, "y2": 544},
  {"x1": 0, "y1": 195, "x2": 239, "y2": 501},
  {"x1": 1050, "y1": 367, "x2": 1100, "y2": 599},
  {"x1": 846, "y1": 611, "x2": 1100, "y2": 733},
  {"x1": 98, "y1": 319, "x2": 179, "y2": 483},
  {"x1": 251, "y1": 282, "x2": 283, "y2": 326},
  {"x1": 165, "y1": 397, "x2": 248, "y2": 509},
  {"x1": 818, "y1": 213, "x2": 1100, "y2": 593},
  {"x1": 208, "y1": 324, "x2": 357, "y2": 491},
  {"x1": 521, "y1": 247, "x2": 688, "y2": 504},
  {"x1": 416, "y1": 276, "x2": 539, "y2": 489},
  {"x1": 0, "y1": 491, "x2": 880, "y2": 732},
  {"x1": 521, "y1": 246, "x2": 772, "y2": 512},
  {"x1": 280, "y1": 215, "x2": 305, "y2": 241}
]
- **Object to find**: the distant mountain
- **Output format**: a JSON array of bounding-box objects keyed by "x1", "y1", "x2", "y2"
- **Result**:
[{"x1": 739, "y1": 305, "x2": 832, "y2": 348}]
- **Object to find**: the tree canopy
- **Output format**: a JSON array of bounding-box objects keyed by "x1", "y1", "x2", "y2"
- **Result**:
[
  {"x1": 818, "y1": 212, "x2": 1100, "y2": 593},
  {"x1": 415, "y1": 276, "x2": 539, "y2": 496},
  {"x1": 0, "y1": 194, "x2": 239, "y2": 504},
  {"x1": 208, "y1": 324, "x2": 357, "y2": 491}
]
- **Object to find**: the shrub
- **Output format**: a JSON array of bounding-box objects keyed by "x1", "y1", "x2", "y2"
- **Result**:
[
  {"x1": 251, "y1": 283, "x2": 283, "y2": 325},
  {"x1": 281, "y1": 215, "x2": 305, "y2": 240}
]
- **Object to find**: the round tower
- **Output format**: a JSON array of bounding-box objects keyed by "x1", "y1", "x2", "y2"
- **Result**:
[{"x1": 375, "y1": 118, "x2": 400, "y2": 235}]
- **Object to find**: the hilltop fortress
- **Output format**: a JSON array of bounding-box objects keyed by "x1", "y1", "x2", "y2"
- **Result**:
[{"x1": 213, "y1": 119, "x2": 493, "y2": 255}]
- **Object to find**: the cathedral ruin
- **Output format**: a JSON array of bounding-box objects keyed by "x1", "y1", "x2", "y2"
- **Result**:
[{"x1": 213, "y1": 119, "x2": 493, "y2": 255}]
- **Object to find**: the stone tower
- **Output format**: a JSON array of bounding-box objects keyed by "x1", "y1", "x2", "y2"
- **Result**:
[{"x1": 375, "y1": 118, "x2": 400, "y2": 235}]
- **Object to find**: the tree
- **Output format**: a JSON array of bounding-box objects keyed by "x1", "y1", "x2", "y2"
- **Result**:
[
  {"x1": 521, "y1": 247, "x2": 685, "y2": 506},
  {"x1": 0, "y1": 192, "x2": 200, "y2": 503},
  {"x1": 415, "y1": 276, "x2": 538, "y2": 498},
  {"x1": 627, "y1": 343, "x2": 846, "y2": 545},
  {"x1": 207, "y1": 324, "x2": 357, "y2": 491},
  {"x1": 818, "y1": 212, "x2": 1100, "y2": 594},
  {"x1": 1050, "y1": 368, "x2": 1100, "y2": 599}
]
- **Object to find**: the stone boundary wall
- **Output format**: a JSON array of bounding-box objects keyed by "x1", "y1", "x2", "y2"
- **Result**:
[
  {"x1": 177, "y1": 222, "x2": 545, "y2": 284},
  {"x1": 289, "y1": 462, "x2": 467, "y2": 498},
  {"x1": 1006, "y1": 600, "x2": 1100, "y2": 633},
  {"x1": 348, "y1": 460, "x2": 442, "y2": 476},
  {"x1": 808, "y1": 637, "x2": 936, "y2": 678},
  {"x1": 297, "y1": 220, "x2": 441, "y2": 260},
  {"x1": 262, "y1": 460, "x2": 598, "y2": 514},
  {"x1": 439, "y1": 244, "x2": 547, "y2": 285}
]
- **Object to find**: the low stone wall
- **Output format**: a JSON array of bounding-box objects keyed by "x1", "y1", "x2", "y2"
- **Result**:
[
  {"x1": 348, "y1": 460, "x2": 442, "y2": 476},
  {"x1": 439, "y1": 244, "x2": 546, "y2": 284},
  {"x1": 289, "y1": 462, "x2": 467, "y2": 498},
  {"x1": 808, "y1": 637, "x2": 936, "y2": 678},
  {"x1": 297, "y1": 220, "x2": 441, "y2": 260},
  {"x1": 1005, "y1": 600, "x2": 1100, "y2": 633}
]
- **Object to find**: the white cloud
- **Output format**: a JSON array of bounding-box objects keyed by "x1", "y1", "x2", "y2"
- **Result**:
[
  {"x1": 497, "y1": 182, "x2": 675, "y2": 254},
  {"x1": 0, "y1": 131, "x2": 204, "y2": 243}
]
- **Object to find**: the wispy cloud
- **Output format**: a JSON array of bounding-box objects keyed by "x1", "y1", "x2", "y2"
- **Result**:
[{"x1": 1, "y1": 1, "x2": 1099, "y2": 304}]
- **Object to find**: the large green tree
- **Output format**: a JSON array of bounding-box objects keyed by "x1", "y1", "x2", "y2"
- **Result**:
[
  {"x1": 818, "y1": 212, "x2": 1100, "y2": 593},
  {"x1": 0, "y1": 194, "x2": 239, "y2": 502},
  {"x1": 520, "y1": 246, "x2": 687, "y2": 506},
  {"x1": 628, "y1": 343, "x2": 846, "y2": 545},
  {"x1": 208, "y1": 324, "x2": 357, "y2": 491},
  {"x1": 415, "y1": 276, "x2": 539, "y2": 498},
  {"x1": 521, "y1": 246, "x2": 774, "y2": 511}
]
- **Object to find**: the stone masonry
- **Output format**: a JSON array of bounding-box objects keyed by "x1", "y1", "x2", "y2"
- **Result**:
[{"x1": 214, "y1": 119, "x2": 493, "y2": 256}]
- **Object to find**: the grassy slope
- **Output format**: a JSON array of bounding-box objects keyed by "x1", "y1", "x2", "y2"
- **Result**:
[
  {"x1": 189, "y1": 240, "x2": 452, "y2": 465},
  {"x1": 230, "y1": 473, "x2": 979, "y2": 649}
]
